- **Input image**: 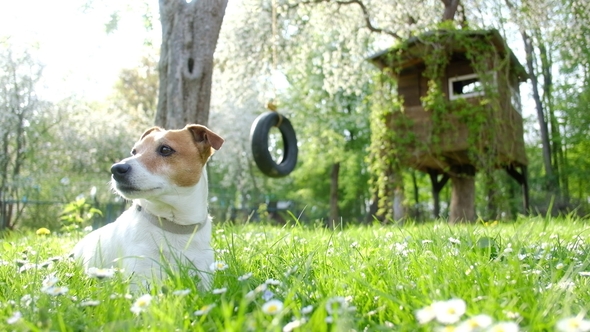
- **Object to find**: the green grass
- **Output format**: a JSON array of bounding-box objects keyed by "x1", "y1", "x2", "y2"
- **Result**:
[{"x1": 1, "y1": 217, "x2": 589, "y2": 331}]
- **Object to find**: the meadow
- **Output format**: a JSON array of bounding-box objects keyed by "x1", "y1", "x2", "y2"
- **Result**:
[{"x1": 0, "y1": 216, "x2": 589, "y2": 331}]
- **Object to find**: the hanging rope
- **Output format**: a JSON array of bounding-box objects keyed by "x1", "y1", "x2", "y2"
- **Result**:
[{"x1": 249, "y1": 0, "x2": 298, "y2": 178}]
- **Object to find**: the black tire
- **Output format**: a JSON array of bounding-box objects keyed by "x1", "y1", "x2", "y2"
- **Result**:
[{"x1": 250, "y1": 111, "x2": 298, "y2": 178}]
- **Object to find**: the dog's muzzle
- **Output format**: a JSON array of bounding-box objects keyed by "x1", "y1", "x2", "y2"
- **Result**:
[{"x1": 111, "y1": 162, "x2": 131, "y2": 183}]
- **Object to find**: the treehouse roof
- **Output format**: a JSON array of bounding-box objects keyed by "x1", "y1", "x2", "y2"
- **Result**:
[{"x1": 368, "y1": 29, "x2": 528, "y2": 82}]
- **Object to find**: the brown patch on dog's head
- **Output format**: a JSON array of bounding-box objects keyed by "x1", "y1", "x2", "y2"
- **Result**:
[{"x1": 132, "y1": 124, "x2": 224, "y2": 187}]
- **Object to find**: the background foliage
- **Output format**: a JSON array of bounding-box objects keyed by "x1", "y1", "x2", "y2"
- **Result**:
[{"x1": 1, "y1": 0, "x2": 590, "y2": 230}]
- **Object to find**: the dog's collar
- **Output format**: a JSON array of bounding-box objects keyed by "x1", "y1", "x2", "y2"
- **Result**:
[{"x1": 136, "y1": 204, "x2": 202, "y2": 234}]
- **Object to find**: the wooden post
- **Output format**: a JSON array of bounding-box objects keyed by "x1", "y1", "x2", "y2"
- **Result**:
[
  {"x1": 505, "y1": 164, "x2": 530, "y2": 214},
  {"x1": 449, "y1": 164, "x2": 476, "y2": 223},
  {"x1": 428, "y1": 169, "x2": 450, "y2": 219}
]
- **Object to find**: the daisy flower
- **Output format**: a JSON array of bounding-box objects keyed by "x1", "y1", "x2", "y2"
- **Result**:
[
  {"x1": 456, "y1": 314, "x2": 493, "y2": 331},
  {"x1": 415, "y1": 304, "x2": 437, "y2": 324},
  {"x1": 194, "y1": 304, "x2": 216, "y2": 316},
  {"x1": 301, "y1": 305, "x2": 314, "y2": 315},
  {"x1": 130, "y1": 294, "x2": 152, "y2": 315},
  {"x1": 86, "y1": 267, "x2": 116, "y2": 279},
  {"x1": 556, "y1": 315, "x2": 590, "y2": 332},
  {"x1": 212, "y1": 287, "x2": 227, "y2": 295},
  {"x1": 326, "y1": 296, "x2": 355, "y2": 315},
  {"x1": 209, "y1": 261, "x2": 228, "y2": 272},
  {"x1": 42, "y1": 274, "x2": 59, "y2": 290},
  {"x1": 449, "y1": 237, "x2": 461, "y2": 245},
  {"x1": 79, "y1": 300, "x2": 101, "y2": 307},
  {"x1": 172, "y1": 289, "x2": 191, "y2": 296},
  {"x1": 262, "y1": 289, "x2": 275, "y2": 301},
  {"x1": 265, "y1": 278, "x2": 281, "y2": 286},
  {"x1": 432, "y1": 299, "x2": 467, "y2": 325},
  {"x1": 283, "y1": 319, "x2": 305, "y2": 332},
  {"x1": 43, "y1": 286, "x2": 69, "y2": 296},
  {"x1": 238, "y1": 272, "x2": 253, "y2": 281},
  {"x1": 262, "y1": 299, "x2": 284, "y2": 315},
  {"x1": 488, "y1": 322, "x2": 519, "y2": 332},
  {"x1": 7, "y1": 311, "x2": 22, "y2": 324}
]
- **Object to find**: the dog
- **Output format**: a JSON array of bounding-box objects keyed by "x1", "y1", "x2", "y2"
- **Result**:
[{"x1": 71, "y1": 124, "x2": 224, "y2": 290}]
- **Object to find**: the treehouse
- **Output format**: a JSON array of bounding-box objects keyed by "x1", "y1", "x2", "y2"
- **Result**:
[{"x1": 368, "y1": 29, "x2": 529, "y2": 221}]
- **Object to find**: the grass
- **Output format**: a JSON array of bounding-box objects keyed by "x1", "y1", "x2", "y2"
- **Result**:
[{"x1": 1, "y1": 216, "x2": 589, "y2": 331}]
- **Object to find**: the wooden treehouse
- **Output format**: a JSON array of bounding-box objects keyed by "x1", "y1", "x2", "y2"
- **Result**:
[{"x1": 369, "y1": 29, "x2": 529, "y2": 222}]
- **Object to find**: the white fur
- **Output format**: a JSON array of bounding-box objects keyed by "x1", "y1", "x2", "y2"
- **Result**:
[{"x1": 71, "y1": 153, "x2": 214, "y2": 290}]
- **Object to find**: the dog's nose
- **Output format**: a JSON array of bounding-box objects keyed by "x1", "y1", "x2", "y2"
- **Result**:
[{"x1": 111, "y1": 163, "x2": 131, "y2": 182}]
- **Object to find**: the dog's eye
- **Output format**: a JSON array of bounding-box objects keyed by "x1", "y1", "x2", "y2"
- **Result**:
[
  {"x1": 130, "y1": 149, "x2": 137, "y2": 156},
  {"x1": 158, "y1": 145, "x2": 175, "y2": 156}
]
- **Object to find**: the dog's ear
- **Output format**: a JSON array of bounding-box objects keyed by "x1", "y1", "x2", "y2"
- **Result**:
[
  {"x1": 186, "y1": 124, "x2": 224, "y2": 150},
  {"x1": 140, "y1": 127, "x2": 163, "y2": 140}
]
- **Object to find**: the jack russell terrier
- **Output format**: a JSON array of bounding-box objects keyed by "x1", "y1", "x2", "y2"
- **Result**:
[{"x1": 72, "y1": 124, "x2": 224, "y2": 289}]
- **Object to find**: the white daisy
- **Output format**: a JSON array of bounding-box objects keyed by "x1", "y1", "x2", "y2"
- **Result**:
[
  {"x1": 194, "y1": 304, "x2": 216, "y2": 316},
  {"x1": 238, "y1": 272, "x2": 253, "y2": 281},
  {"x1": 7, "y1": 311, "x2": 22, "y2": 324},
  {"x1": 212, "y1": 287, "x2": 227, "y2": 295},
  {"x1": 209, "y1": 261, "x2": 228, "y2": 272},
  {"x1": 262, "y1": 299, "x2": 284, "y2": 315},
  {"x1": 43, "y1": 286, "x2": 69, "y2": 296},
  {"x1": 41, "y1": 274, "x2": 59, "y2": 290},
  {"x1": 80, "y1": 300, "x2": 101, "y2": 307},
  {"x1": 432, "y1": 298, "x2": 467, "y2": 324},
  {"x1": 130, "y1": 294, "x2": 152, "y2": 315},
  {"x1": 172, "y1": 289, "x2": 191, "y2": 296},
  {"x1": 265, "y1": 278, "x2": 281, "y2": 286},
  {"x1": 456, "y1": 314, "x2": 493, "y2": 331},
  {"x1": 449, "y1": 237, "x2": 461, "y2": 245},
  {"x1": 487, "y1": 321, "x2": 520, "y2": 332},
  {"x1": 283, "y1": 319, "x2": 305, "y2": 332},
  {"x1": 415, "y1": 304, "x2": 436, "y2": 324},
  {"x1": 556, "y1": 315, "x2": 590, "y2": 332},
  {"x1": 301, "y1": 305, "x2": 314, "y2": 315},
  {"x1": 86, "y1": 267, "x2": 116, "y2": 279},
  {"x1": 326, "y1": 296, "x2": 352, "y2": 315}
]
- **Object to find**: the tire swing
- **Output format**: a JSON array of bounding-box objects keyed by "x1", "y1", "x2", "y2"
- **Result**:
[
  {"x1": 250, "y1": 110, "x2": 298, "y2": 178},
  {"x1": 250, "y1": 0, "x2": 297, "y2": 178}
]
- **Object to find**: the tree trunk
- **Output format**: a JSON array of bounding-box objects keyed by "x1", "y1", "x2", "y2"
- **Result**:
[
  {"x1": 392, "y1": 186, "x2": 405, "y2": 221},
  {"x1": 429, "y1": 169, "x2": 449, "y2": 219},
  {"x1": 521, "y1": 30, "x2": 556, "y2": 192},
  {"x1": 441, "y1": 0, "x2": 460, "y2": 22},
  {"x1": 329, "y1": 162, "x2": 340, "y2": 229},
  {"x1": 449, "y1": 165, "x2": 476, "y2": 223},
  {"x1": 156, "y1": 0, "x2": 228, "y2": 128}
]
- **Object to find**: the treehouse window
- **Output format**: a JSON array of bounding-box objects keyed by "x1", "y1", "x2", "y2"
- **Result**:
[{"x1": 449, "y1": 73, "x2": 486, "y2": 100}]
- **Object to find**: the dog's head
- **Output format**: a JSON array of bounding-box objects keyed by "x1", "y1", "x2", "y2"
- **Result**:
[{"x1": 110, "y1": 124, "x2": 224, "y2": 200}]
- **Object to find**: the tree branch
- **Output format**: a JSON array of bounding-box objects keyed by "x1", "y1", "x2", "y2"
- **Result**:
[{"x1": 289, "y1": 0, "x2": 403, "y2": 40}]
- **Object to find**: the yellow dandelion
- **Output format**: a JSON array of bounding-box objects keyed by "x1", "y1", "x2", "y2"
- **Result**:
[{"x1": 36, "y1": 228, "x2": 51, "y2": 236}]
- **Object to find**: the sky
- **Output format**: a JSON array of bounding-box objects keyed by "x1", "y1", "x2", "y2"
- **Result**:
[
  {"x1": 0, "y1": 0, "x2": 160, "y2": 101},
  {"x1": 0, "y1": 0, "x2": 535, "y2": 125}
]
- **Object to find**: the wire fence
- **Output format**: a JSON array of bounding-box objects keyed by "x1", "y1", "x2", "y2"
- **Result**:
[{"x1": 0, "y1": 196, "x2": 307, "y2": 231}]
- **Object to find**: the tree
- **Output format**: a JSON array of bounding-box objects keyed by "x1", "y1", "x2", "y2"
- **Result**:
[
  {"x1": 0, "y1": 44, "x2": 54, "y2": 230},
  {"x1": 112, "y1": 54, "x2": 159, "y2": 128},
  {"x1": 155, "y1": 0, "x2": 228, "y2": 128}
]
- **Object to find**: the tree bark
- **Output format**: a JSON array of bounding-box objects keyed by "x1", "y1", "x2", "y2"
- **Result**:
[
  {"x1": 520, "y1": 30, "x2": 556, "y2": 192},
  {"x1": 329, "y1": 162, "x2": 340, "y2": 229},
  {"x1": 156, "y1": 0, "x2": 228, "y2": 128},
  {"x1": 449, "y1": 165, "x2": 476, "y2": 223},
  {"x1": 441, "y1": 0, "x2": 460, "y2": 22}
]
